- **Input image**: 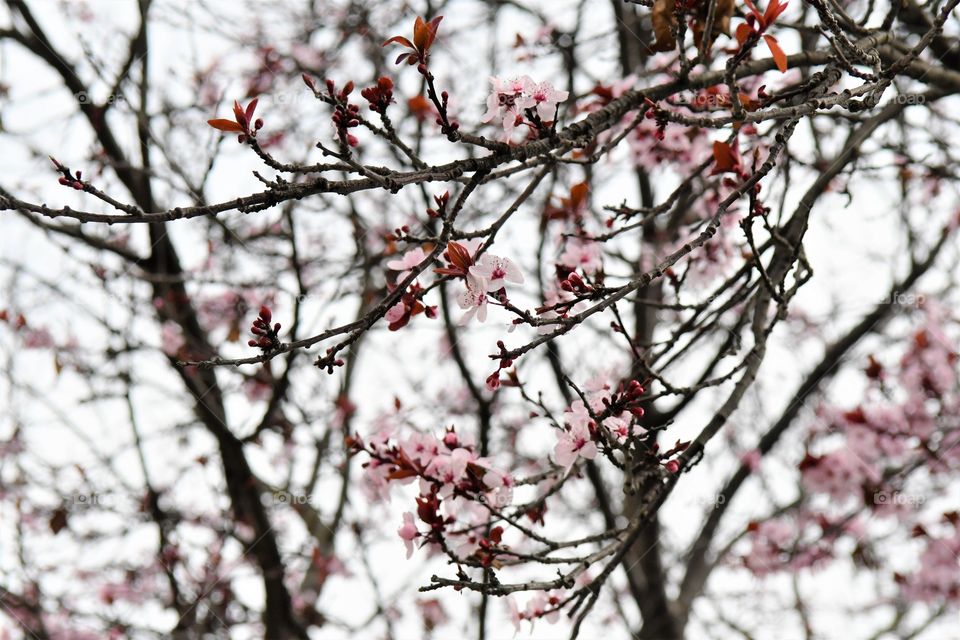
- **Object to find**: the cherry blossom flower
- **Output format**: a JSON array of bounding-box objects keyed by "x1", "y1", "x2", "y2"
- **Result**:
[
  {"x1": 742, "y1": 518, "x2": 795, "y2": 576},
  {"x1": 554, "y1": 422, "x2": 597, "y2": 468},
  {"x1": 800, "y1": 450, "x2": 880, "y2": 500},
  {"x1": 160, "y1": 321, "x2": 186, "y2": 357},
  {"x1": 386, "y1": 247, "x2": 427, "y2": 282},
  {"x1": 564, "y1": 400, "x2": 592, "y2": 430},
  {"x1": 468, "y1": 253, "x2": 524, "y2": 292},
  {"x1": 482, "y1": 467, "x2": 515, "y2": 508},
  {"x1": 385, "y1": 302, "x2": 408, "y2": 326},
  {"x1": 901, "y1": 531, "x2": 960, "y2": 603},
  {"x1": 522, "y1": 76, "x2": 568, "y2": 121},
  {"x1": 362, "y1": 458, "x2": 394, "y2": 502},
  {"x1": 457, "y1": 273, "x2": 489, "y2": 323},
  {"x1": 400, "y1": 431, "x2": 440, "y2": 466},
  {"x1": 523, "y1": 591, "x2": 562, "y2": 625},
  {"x1": 425, "y1": 448, "x2": 473, "y2": 497},
  {"x1": 481, "y1": 76, "x2": 531, "y2": 138},
  {"x1": 740, "y1": 448, "x2": 762, "y2": 472},
  {"x1": 604, "y1": 414, "x2": 644, "y2": 443},
  {"x1": 22, "y1": 327, "x2": 54, "y2": 349},
  {"x1": 398, "y1": 512, "x2": 420, "y2": 559},
  {"x1": 558, "y1": 238, "x2": 602, "y2": 274},
  {"x1": 416, "y1": 598, "x2": 448, "y2": 631},
  {"x1": 506, "y1": 598, "x2": 523, "y2": 633}
]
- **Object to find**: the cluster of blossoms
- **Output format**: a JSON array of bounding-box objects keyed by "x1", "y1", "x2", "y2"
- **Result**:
[
  {"x1": 482, "y1": 75, "x2": 568, "y2": 139},
  {"x1": 350, "y1": 426, "x2": 514, "y2": 564},
  {"x1": 797, "y1": 302, "x2": 958, "y2": 505},
  {"x1": 739, "y1": 301, "x2": 960, "y2": 607},
  {"x1": 740, "y1": 512, "x2": 850, "y2": 576},
  {"x1": 0, "y1": 310, "x2": 55, "y2": 350},
  {"x1": 431, "y1": 240, "x2": 524, "y2": 324},
  {"x1": 506, "y1": 590, "x2": 566, "y2": 633},
  {"x1": 553, "y1": 376, "x2": 650, "y2": 469},
  {"x1": 898, "y1": 521, "x2": 960, "y2": 604}
]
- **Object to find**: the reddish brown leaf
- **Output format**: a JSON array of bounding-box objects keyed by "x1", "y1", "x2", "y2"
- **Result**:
[
  {"x1": 735, "y1": 23, "x2": 753, "y2": 46},
  {"x1": 424, "y1": 16, "x2": 443, "y2": 51},
  {"x1": 764, "y1": 0, "x2": 789, "y2": 24},
  {"x1": 570, "y1": 182, "x2": 589, "y2": 209},
  {"x1": 232, "y1": 99, "x2": 245, "y2": 127},
  {"x1": 764, "y1": 34, "x2": 788, "y2": 72},
  {"x1": 382, "y1": 35, "x2": 414, "y2": 49},
  {"x1": 388, "y1": 467, "x2": 418, "y2": 480},
  {"x1": 651, "y1": 0, "x2": 677, "y2": 52},
  {"x1": 712, "y1": 141, "x2": 738, "y2": 172},
  {"x1": 244, "y1": 97, "x2": 259, "y2": 125},
  {"x1": 413, "y1": 16, "x2": 428, "y2": 51},
  {"x1": 446, "y1": 241, "x2": 474, "y2": 271},
  {"x1": 207, "y1": 119, "x2": 244, "y2": 132},
  {"x1": 715, "y1": 0, "x2": 735, "y2": 35},
  {"x1": 50, "y1": 507, "x2": 68, "y2": 534},
  {"x1": 744, "y1": 0, "x2": 765, "y2": 26}
]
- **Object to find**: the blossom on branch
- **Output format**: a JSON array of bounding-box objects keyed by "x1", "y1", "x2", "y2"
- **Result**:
[
  {"x1": 457, "y1": 273, "x2": 489, "y2": 323},
  {"x1": 468, "y1": 253, "x2": 524, "y2": 292}
]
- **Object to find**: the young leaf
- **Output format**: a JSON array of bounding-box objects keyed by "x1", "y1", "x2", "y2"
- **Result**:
[
  {"x1": 712, "y1": 141, "x2": 738, "y2": 173},
  {"x1": 207, "y1": 119, "x2": 244, "y2": 132},
  {"x1": 244, "y1": 98, "x2": 259, "y2": 125},
  {"x1": 764, "y1": 35, "x2": 788, "y2": 73}
]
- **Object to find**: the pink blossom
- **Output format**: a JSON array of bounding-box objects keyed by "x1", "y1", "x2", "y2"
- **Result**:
[
  {"x1": 901, "y1": 531, "x2": 960, "y2": 603},
  {"x1": 385, "y1": 302, "x2": 407, "y2": 325},
  {"x1": 426, "y1": 448, "x2": 473, "y2": 496},
  {"x1": 558, "y1": 238, "x2": 602, "y2": 274},
  {"x1": 416, "y1": 598, "x2": 448, "y2": 630},
  {"x1": 397, "y1": 512, "x2": 419, "y2": 559},
  {"x1": 457, "y1": 273, "x2": 489, "y2": 323},
  {"x1": 506, "y1": 597, "x2": 523, "y2": 633},
  {"x1": 362, "y1": 458, "x2": 394, "y2": 502},
  {"x1": 22, "y1": 327, "x2": 54, "y2": 349},
  {"x1": 800, "y1": 450, "x2": 880, "y2": 500},
  {"x1": 604, "y1": 414, "x2": 643, "y2": 442},
  {"x1": 740, "y1": 448, "x2": 762, "y2": 472},
  {"x1": 521, "y1": 76, "x2": 568, "y2": 121},
  {"x1": 742, "y1": 518, "x2": 795, "y2": 576},
  {"x1": 483, "y1": 467, "x2": 515, "y2": 508},
  {"x1": 564, "y1": 400, "x2": 592, "y2": 430},
  {"x1": 523, "y1": 591, "x2": 562, "y2": 625},
  {"x1": 400, "y1": 431, "x2": 440, "y2": 466},
  {"x1": 554, "y1": 422, "x2": 597, "y2": 468},
  {"x1": 482, "y1": 76, "x2": 530, "y2": 138},
  {"x1": 160, "y1": 321, "x2": 185, "y2": 357},
  {"x1": 386, "y1": 247, "x2": 427, "y2": 282},
  {"x1": 468, "y1": 253, "x2": 524, "y2": 292}
]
